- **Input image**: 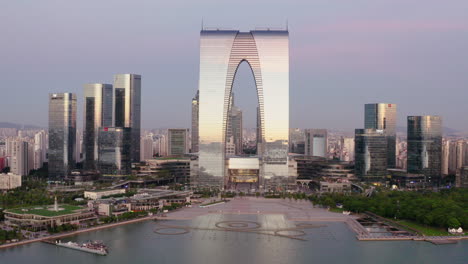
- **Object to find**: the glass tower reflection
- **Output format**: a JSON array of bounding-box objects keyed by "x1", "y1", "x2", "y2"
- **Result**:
[
  {"x1": 365, "y1": 103, "x2": 396, "y2": 168},
  {"x1": 407, "y1": 116, "x2": 442, "y2": 185},
  {"x1": 113, "y1": 74, "x2": 141, "y2": 163},
  {"x1": 83, "y1": 83, "x2": 113, "y2": 170},
  {"x1": 48, "y1": 93, "x2": 76, "y2": 179},
  {"x1": 197, "y1": 29, "x2": 289, "y2": 189}
]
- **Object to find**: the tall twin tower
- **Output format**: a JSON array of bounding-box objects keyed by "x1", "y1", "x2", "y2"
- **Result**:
[{"x1": 195, "y1": 28, "x2": 290, "y2": 188}]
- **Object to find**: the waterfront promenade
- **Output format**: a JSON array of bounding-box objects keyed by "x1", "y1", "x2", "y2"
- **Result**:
[{"x1": 0, "y1": 215, "x2": 155, "y2": 249}]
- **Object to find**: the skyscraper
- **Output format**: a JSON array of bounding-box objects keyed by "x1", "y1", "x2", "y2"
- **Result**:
[
  {"x1": 365, "y1": 103, "x2": 397, "y2": 168},
  {"x1": 304, "y1": 129, "x2": 327, "y2": 157},
  {"x1": 168, "y1": 129, "x2": 189, "y2": 156},
  {"x1": 97, "y1": 127, "x2": 131, "y2": 175},
  {"x1": 191, "y1": 91, "x2": 199, "y2": 153},
  {"x1": 226, "y1": 105, "x2": 243, "y2": 156},
  {"x1": 114, "y1": 74, "x2": 141, "y2": 162},
  {"x1": 83, "y1": 83, "x2": 113, "y2": 169},
  {"x1": 48, "y1": 93, "x2": 76, "y2": 179},
  {"x1": 197, "y1": 28, "x2": 289, "y2": 188},
  {"x1": 407, "y1": 116, "x2": 442, "y2": 185},
  {"x1": 354, "y1": 129, "x2": 388, "y2": 182}
]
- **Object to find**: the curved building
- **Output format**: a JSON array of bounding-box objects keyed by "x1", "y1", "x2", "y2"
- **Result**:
[{"x1": 196, "y1": 29, "x2": 289, "y2": 189}]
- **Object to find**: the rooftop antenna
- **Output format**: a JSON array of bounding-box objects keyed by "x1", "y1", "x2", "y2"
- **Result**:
[
  {"x1": 286, "y1": 19, "x2": 289, "y2": 31},
  {"x1": 201, "y1": 18, "x2": 204, "y2": 31}
]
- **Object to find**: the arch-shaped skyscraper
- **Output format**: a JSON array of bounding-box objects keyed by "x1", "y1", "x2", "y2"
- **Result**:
[{"x1": 196, "y1": 29, "x2": 289, "y2": 189}]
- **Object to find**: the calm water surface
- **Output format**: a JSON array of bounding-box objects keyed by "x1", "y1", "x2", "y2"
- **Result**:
[{"x1": 1, "y1": 214, "x2": 467, "y2": 264}]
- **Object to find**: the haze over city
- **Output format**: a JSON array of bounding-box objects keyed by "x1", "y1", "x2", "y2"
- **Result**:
[{"x1": 2, "y1": 0, "x2": 468, "y2": 131}]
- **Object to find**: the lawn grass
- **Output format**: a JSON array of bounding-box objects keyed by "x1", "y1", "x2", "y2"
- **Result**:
[
  {"x1": 396, "y1": 220, "x2": 450, "y2": 236},
  {"x1": 329, "y1": 208, "x2": 345, "y2": 213},
  {"x1": 8, "y1": 204, "x2": 83, "y2": 217}
]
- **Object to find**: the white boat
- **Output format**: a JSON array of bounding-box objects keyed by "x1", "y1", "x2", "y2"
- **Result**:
[{"x1": 55, "y1": 240, "x2": 108, "y2": 256}]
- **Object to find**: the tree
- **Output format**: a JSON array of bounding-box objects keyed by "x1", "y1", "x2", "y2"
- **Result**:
[{"x1": 447, "y1": 217, "x2": 461, "y2": 228}]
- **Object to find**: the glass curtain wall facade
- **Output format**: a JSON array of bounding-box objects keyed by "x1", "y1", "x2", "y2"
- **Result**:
[
  {"x1": 48, "y1": 93, "x2": 76, "y2": 179},
  {"x1": 365, "y1": 103, "x2": 397, "y2": 168},
  {"x1": 197, "y1": 29, "x2": 289, "y2": 189},
  {"x1": 113, "y1": 74, "x2": 141, "y2": 162},
  {"x1": 407, "y1": 116, "x2": 442, "y2": 185},
  {"x1": 191, "y1": 91, "x2": 199, "y2": 153},
  {"x1": 83, "y1": 83, "x2": 113, "y2": 170},
  {"x1": 97, "y1": 127, "x2": 131, "y2": 175},
  {"x1": 354, "y1": 129, "x2": 388, "y2": 182},
  {"x1": 168, "y1": 129, "x2": 189, "y2": 156},
  {"x1": 304, "y1": 129, "x2": 327, "y2": 157}
]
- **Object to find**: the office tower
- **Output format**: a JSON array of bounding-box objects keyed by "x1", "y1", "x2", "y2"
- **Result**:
[
  {"x1": 340, "y1": 137, "x2": 355, "y2": 162},
  {"x1": 197, "y1": 28, "x2": 289, "y2": 188},
  {"x1": 114, "y1": 74, "x2": 141, "y2": 162},
  {"x1": 289, "y1": 128, "x2": 305, "y2": 154},
  {"x1": 304, "y1": 129, "x2": 327, "y2": 157},
  {"x1": 354, "y1": 129, "x2": 388, "y2": 182},
  {"x1": 167, "y1": 129, "x2": 189, "y2": 156},
  {"x1": 48, "y1": 93, "x2": 76, "y2": 179},
  {"x1": 97, "y1": 127, "x2": 131, "y2": 175},
  {"x1": 407, "y1": 116, "x2": 442, "y2": 185},
  {"x1": 191, "y1": 91, "x2": 199, "y2": 153},
  {"x1": 83, "y1": 83, "x2": 113, "y2": 170},
  {"x1": 141, "y1": 137, "x2": 154, "y2": 161},
  {"x1": 365, "y1": 103, "x2": 397, "y2": 168},
  {"x1": 226, "y1": 104, "x2": 243, "y2": 156}
]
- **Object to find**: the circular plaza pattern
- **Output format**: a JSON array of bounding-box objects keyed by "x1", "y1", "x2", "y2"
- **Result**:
[
  {"x1": 215, "y1": 221, "x2": 261, "y2": 230},
  {"x1": 153, "y1": 227, "x2": 190, "y2": 235}
]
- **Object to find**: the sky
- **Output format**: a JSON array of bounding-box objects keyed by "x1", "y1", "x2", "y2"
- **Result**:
[{"x1": 1, "y1": 0, "x2": 468, "y2": 131}]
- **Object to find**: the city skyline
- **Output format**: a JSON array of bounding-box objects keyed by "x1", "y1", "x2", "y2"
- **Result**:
[{"x1": 2, "y1": 1, "x2": 468, "y2": 131}]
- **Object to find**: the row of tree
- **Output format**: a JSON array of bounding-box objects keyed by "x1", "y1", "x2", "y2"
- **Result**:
[
  {"x1": 310, "y1": 188, "x2": 468, "y2": 229},
  {"x1": 0, "y1": 229, "x2": 21, "y2": 243}
]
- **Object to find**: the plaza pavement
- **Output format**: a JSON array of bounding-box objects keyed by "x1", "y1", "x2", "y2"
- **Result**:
[{"x1": 162, "y1": 197, "x2": 355, "y2": 222}]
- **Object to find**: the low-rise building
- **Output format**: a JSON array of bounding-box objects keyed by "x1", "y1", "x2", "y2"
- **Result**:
[
  {"x1": 4, "y1": 204, "x2": 96, "y2": 230},
  {"x1": 84, "y1": 189, "x2": 126, "y2": 200},
  {"x1": 0, "y1": 173, "x2": 22, "y2": 190},
  {"x1": 319, "y1": 181, "x2": 351, "y2": 193}
]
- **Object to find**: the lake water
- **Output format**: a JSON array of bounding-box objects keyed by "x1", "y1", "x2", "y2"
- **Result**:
[{"x1": 1, "y1": 214, "x2": 467, "y2": 264}]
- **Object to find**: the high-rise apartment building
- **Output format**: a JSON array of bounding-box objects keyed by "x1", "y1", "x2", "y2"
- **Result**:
[
  {"x1": 48, "y1": 93, "x2": 76, "y2": 179},
  {"x1": 340, "y1": 137, "x2": 355, "y2": 162},
  {"x1": 33, "y1": 130, "x2": 47, "y2": 169},
  {"x1": 114, "y1": 74, "x2": 141, "y2": 162},
  {"x1": 141, "y1": 137, "x2": 154, "y2": 161},
  {"x1": 354, "y1": 129, "x2": 388, "y2": 182},
  {"x1": 191, "y1": 91, "x2": 199, "y2": 153},
  {"x1": 407, "y1": 116, "x2": 442, "y2": 185},
  {"x1": 365, "y1": 103, "x2": 397, "y2": 168},
  {"x1": 226, "y1": 105, "x2": 243, "y2": 156},
  {"x1": 304, "y1": 129, "x2": 327, "y2": 157},
  {"x1": 83, "y1": 83, "x2": 113, "y2": 169}
]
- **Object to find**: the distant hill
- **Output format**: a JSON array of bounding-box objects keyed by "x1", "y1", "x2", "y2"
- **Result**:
[{"x1": 0, "y1": 122, "x2": 43, "y2": 129}]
